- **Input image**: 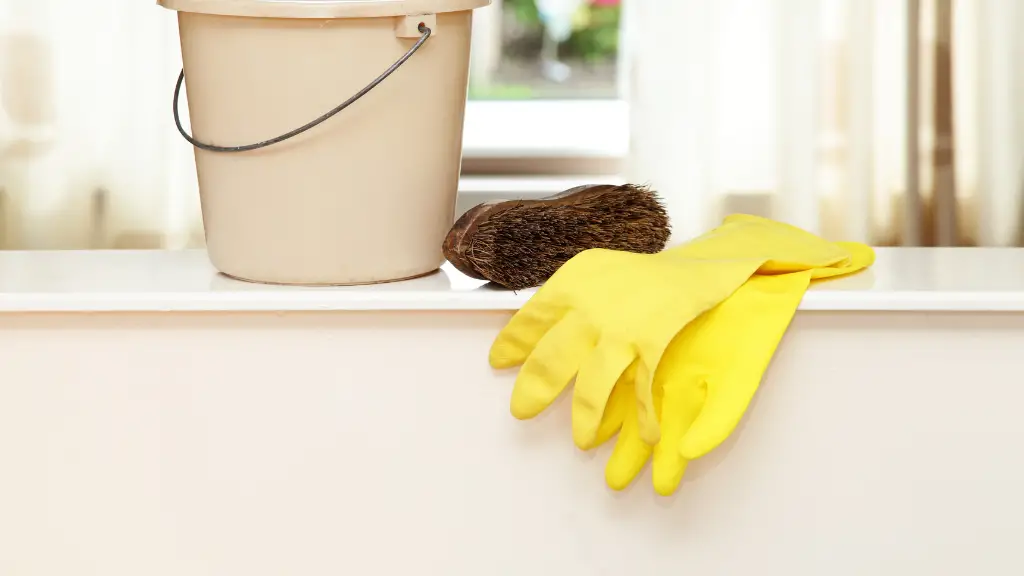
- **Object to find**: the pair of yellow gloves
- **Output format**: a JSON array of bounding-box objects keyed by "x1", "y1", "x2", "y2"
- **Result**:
[{"x1": 489, "y1": 214, "x2": 874, "y2": 496}]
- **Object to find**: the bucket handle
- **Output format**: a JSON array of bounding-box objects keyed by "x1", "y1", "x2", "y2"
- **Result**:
[{"x1": 172, "y1": 23, "x2": 432, "y2": 153}]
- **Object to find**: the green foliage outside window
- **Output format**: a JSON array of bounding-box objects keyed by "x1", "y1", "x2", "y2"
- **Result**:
[
  {"x1": 505, "y1": 0, "x2": 620, "y2": 63},
  {"x1": 469, "y1": 0, "x2": 621, "y2": 100}
]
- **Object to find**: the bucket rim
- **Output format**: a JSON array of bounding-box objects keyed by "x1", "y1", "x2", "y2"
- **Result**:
[{"x1": 157, "y1": 0, "x2": 491, "y2": 19}]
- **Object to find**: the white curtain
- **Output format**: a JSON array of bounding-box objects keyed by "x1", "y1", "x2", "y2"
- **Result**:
[
  {"x1": 625, "y1": 0, "x2": 1024, "y2": 247},
  {"x1": 0, "y1": 0, "x2": 200, "y2": 249},
  {"x1": 2, "y1": 0, "x2": 1022, "y2": 250}
]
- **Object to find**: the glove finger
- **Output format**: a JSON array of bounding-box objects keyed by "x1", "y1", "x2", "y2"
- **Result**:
[
  {"x1": 590, "y1": 375, "x2": 634, "y2": 449},
  {"x1": 633, "y1": 350, "x2": 663, "y2": 445},
  {"x1": 572, "y1": 337, "x2": 636, "y2": 450},
  {"x1": 605, "y1": 381, "x2": 653, "y2": 491},
  {"x1": 509, "y1": 311, "x2": 597, "y2": 420},
  {"x1": 811, "y1": 241, "x2": 875, "y2": 279},
  {"x1": 677, "y1": 375, "x2": 752, "y2": 460},
  {"x1": 652, "y1": 377, "x2": 707, "y2": 496},
  {"x1": 489, "y1": 300, "x2": 567, "y2": 369}
]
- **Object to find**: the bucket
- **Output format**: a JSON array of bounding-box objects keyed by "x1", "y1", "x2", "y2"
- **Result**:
[{"x1": 158, "y1": 0, "x2": 491, "y2": 285}]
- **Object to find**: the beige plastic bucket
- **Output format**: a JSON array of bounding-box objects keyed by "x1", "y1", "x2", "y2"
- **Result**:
[{"x1": 158, "y1": 0, "x2": 491, "y2": 285}]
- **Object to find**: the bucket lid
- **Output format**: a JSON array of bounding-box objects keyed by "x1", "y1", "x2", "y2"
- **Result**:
[{"x1": 158, "y1": 0, "x2": 491, "y2": 19}]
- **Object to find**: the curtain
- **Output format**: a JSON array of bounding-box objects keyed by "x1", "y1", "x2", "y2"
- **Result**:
[
  {"x1": 625, "y1": 0, "x2": 1024, "y2": 246},
  {"x1": 0, "y1": 0, "x2": 201, "y2": 250},
  {"x1": 3, "y1": 0, "x2": 1022, "y2": 250}
]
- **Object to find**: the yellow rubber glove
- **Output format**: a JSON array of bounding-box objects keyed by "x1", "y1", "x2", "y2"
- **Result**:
[
  {"x1": 602, "y1": 241, "x2": 875, "y2": 495},
  {"x1": 490, "y1": 214, "x2": 857, "y2": 447}
]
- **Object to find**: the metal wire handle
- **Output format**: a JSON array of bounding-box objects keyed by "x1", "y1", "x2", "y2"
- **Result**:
[{"x1": 172, "y1": 23, "x2": 432, "y2": 153}]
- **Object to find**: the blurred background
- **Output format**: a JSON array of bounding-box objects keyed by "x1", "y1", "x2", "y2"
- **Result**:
[
  {"x1": 468, "y1": 0, "x2": 621, "y2": 100},
  {"x1": 1, "y1": 0, "x2": 1022, "y2": 250}
]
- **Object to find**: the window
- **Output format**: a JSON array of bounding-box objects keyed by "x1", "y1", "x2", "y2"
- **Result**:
[
  {"x1": 460, "y1": 0, "x2": 628, "y2": 178},
  {"x1": 469, "y1": 0, "x2": 621, "y2": 100}
]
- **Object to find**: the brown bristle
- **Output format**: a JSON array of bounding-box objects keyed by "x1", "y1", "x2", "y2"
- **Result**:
[{"x1": 453, "y1": 184, "x2": 670, "y2": 290}]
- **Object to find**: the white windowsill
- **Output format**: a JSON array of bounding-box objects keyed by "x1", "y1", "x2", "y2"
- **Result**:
[
  {"x1": 457, "y1": 174, "x2": 626, "y2": 197},
  {"x1": 461, "y1": 99, "x2": 629, "y2": 159}
]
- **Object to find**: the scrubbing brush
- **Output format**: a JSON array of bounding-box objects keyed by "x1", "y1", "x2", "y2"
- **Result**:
[{"x1": 443, "y1": 183, "x2": 671, "y2": 290}]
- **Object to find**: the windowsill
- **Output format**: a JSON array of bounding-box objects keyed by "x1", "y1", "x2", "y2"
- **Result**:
[
  {"x1": 461, "y1": 99, "x2": 629, "y2": 160},
  {"x1": 457, "y1": 174, "x2": 626, "y2": 197}
]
